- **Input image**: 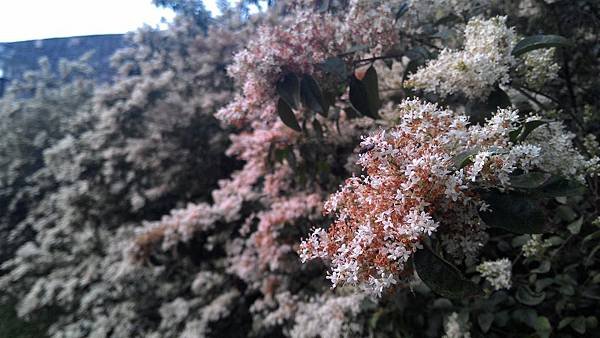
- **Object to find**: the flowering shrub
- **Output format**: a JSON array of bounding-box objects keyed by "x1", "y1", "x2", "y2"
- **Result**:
[{"x1": 2, "y1": 0, "x2": 600, "y2": 337}]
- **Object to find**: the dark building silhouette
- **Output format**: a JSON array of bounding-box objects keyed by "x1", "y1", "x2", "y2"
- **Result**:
[{"x1": 0, "y1": 34, "x2": 127, "y2": 96}]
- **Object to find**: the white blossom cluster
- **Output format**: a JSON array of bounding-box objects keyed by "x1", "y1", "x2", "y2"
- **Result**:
[
  {"x1": 443, "y1": 312, "x2": 472, "y2": 338},
  {"x1": 289, "y1": 293, "x2": 365, "y2": 338},
  {"x1": 522, "y1": 234, "x2": 552, "y2": 258},
  {"x1": 476, "y1": 258, "x2": 512, "y2": 290},
  {"x1": 408, "y1": 16, "x2": 516, "y2": 99},
  {"x1": 519, "y1": 48, "x2": 560, "y2": 89}
]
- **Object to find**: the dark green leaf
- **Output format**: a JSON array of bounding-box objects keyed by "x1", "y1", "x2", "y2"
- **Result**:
[
  {"x1": 452, "y1": 148, "x2": 480, "y2": 170},
  {"x1": 509, "y1": 126, "x2": 522, "y2": 144},
  {"x1": 509, "y1": 171, "x2": 549, "y2": 189},
  {"x1": 312, "y1": 119, "x2": 324, "y2": 140},
  {"x1": 478, "y1": 313, "x2": 494, "y2": 333},
  {"x1": 567, "y1": 217, "x2": 583, "y2": 235},
  {"x1": 395, "y1": 2, "x2": 409, "y2": 22},
  {"x1": 534, "y1": 316, "x2": 552, "y2": 338},
  {"x1": 277, "y1": 98, "x2": 301, "y2": 132},
  {"x1": 495, "y1": 311, "x2": 509, "y2": 327},
  {"x1": 512, "y1": 308, "x2": 538, "y2": 328},
  {"x1": 480, "y1": 191, "x2": 546, "y2": 234},
  {"x1": 349, "y1": 66, "x2": 381, "y2": 119},
  {"x1": 276, "y1": 73, "x2": 300, "y2": 109},
  {"x1": 512, "y1": 234, "x2": 531, "y2": 247},
  {"x1": 570, "y1": 316, "x2": 587, "y2": 334},
  {"x1": 512, "y1": 35, "x2": 572, "y2": 57},
  {"x1": 583, "y1": 230, "x2": 600, "y2": 243},
  {"x1": 556, "y1": 205, "x2": 578, "y2": 222},
  {"x1": 531, "y1": 261, "x2": 551, "y2": 274},
  {"x1": 516, "y1": 285, "x2": 546, "y2": 306},
  {"x1": 537, "y1": 177, "x2": 585, "y2": 197},
  {"x1": 515, "y1": 120, "x2": 547, "y2": 143},
  {"x1": 300, "y1": 74, "x2": 327, "y2": 117},
  {"x1": 413, "y1": 246, "x2": 482, "y2": 299},
  {"x1": 558, "y1": 317, "x2": 574, "y2": 330},
  {"x1": 586, "y1": 317, "x2": 598, "y2": 329},
  {"x1": 535, "y1": 278, "x2": 554, "y2": 291}
]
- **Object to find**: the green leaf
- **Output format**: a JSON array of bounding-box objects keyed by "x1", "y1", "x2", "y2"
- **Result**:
[
  {"x1": 480, "y1": 191, "x2": 546, "y2": 234},
  {"x1": 535, "y1": 278, "x2": 554, "y2": 291},
  {"x1": 395, "y1": 2, "x2": 409, "y2": 22},
  {"x1": 537, "y1": 177, "x2": 585, "y2": 197},
  {"x1": 531, "y1": 261, "x2": 551, "y2": 274},
  {"x1": 512, "y1": 35, "x2": 572, "y2": 57},
  {"x1": 276, "y1": 73, "x2": 300, "y2": 109},
  {"x1": 512, "y1": 234, "x2": 531, "y2": 247},
  {"x1": 312, "y1": 118, "x2": 324, "y2": 140},
  {"x1": 512, "y1": 308, "x2": 538, "y2": 328},
  {"x1": 570, "y1": 316, "x2": 587, "y2": 334},
  {"x1": 534, "y1": 316, "x2": 552, "y2": 338},
  {"x1": 478, "y1": 313, "x2": 494, "y2": 333},
  {"x1": 509, "y1": 171, "x2": 549, "y2": 189},
  {"x1": 413, "y1": 245, "x2": 482, "y2": 299},
  {"x1": 516, "y1": 285, "x2": 546, "y2": 306},
  {"x1": 495, "y1": 311, "x2": 509, "y2": 327},
  {"x1": 583, "y1": 230, "x2": 600, "y2": 243},
  {"x1": 556, "y1": 205, "x2": 578, "y2": 222},
  {"x1": 300, "y1": 74, "x2": 328, "y2": 117},
  {"x1": 567, "y1": 217, "x2": 583, "y2": 235},
  {"x1": 509, "y1": 126, "x2": 522, "y2": 144},
  {"x1": 586, "y1": 316, "x2": 598, "y2": 329},
  {"x1": 452, "y1": 148, "x2": 480, "y2": 170},
  {"x1": 559, "y1": 285, "x2": 575, "y2": 296},
  {"x1": 277, "y1": 98, "x2": 301, "y2": 132},
  {"x1": 558, "y1": 317, "x2": 574, "y2": 330},
  {"x1": 349, "y1": 66, "x2": 381, "y2": 119},
  {"x1": 516, "y1": 120, "x2": 547, "y2": 142}
]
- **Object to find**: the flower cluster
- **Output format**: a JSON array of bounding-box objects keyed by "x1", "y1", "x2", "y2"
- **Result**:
[
  {"x1": 216, "y1": 2, "x2": 399, "y2": 126},
  {"x1": 476, "y1": 258, "x2": 512, "y2": 290},
  {"x1": 443, "y1": 312, "x2": 472, "y2": 338},
  {"x1": 300, "y1": 99, "x2": 475, "y2": 295},
  {"x1": 300, "y1": 98, "x2": 592, "y2": 295},
  {"x1": 408, "y1": 16, "x2": 516, "y2": 99},
  {"x1": 519, "y1": 48, "x2": 560, "y2": 89}
]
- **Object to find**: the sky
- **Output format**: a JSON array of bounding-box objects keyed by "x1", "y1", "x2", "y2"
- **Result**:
[{"x1": 0, "y1": 0, "x2": 226, "y2": 43}]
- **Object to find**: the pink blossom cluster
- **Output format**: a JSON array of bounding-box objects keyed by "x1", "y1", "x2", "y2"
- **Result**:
[
  {"x1": 216, "y1": 3, "x2": 400, "y2": 126},
  {"x1": 300, "y1": 99, "x2": 593, "y2": 296},
  {"x1": 300, "y1": 99, "x2": 473, "y2": 295},
  {"x1": 129, "y1": 121, "x2": 299, "y2": 258}
]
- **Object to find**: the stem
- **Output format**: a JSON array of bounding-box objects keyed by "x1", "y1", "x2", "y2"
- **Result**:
[{"x1": 353, "y1": 53, "x2": 405, "y2": 65}]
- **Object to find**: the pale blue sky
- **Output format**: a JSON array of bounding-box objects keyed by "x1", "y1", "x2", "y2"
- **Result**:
[{"x1": 0, "y1": 0, "x2": 225, "y2": 43}]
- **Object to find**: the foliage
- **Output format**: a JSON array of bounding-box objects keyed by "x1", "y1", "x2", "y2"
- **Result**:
[{"x1": 1, "y1": 0, "x2": 600, "y2": 337}]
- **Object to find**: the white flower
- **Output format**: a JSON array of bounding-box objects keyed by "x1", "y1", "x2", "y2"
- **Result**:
[
  {"x1": 476, "y1": 258, "x2": 512, "y2": 290},
  {"x1": 408, "y1": 16, "x2": 515, "y2": 99}
]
